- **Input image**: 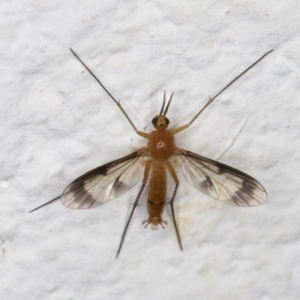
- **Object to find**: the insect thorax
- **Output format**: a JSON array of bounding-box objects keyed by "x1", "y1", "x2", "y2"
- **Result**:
[{"x1": 148, "y1": 130, "x2": 175, "y2": 160}]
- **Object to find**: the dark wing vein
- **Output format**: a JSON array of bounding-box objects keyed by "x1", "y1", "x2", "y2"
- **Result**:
[
  {"x1": 180, "y1": 150, "x2": 267, "y2": 206},
  {"x1": 61, "y1": 152, "x2": 144, "y2": 209}
]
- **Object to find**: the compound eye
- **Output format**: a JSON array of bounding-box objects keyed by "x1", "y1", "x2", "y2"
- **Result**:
[
  {"x1": 152, "y1": 117, "x2": 158, "y2": 125},
  {"x1": 165, "y1": 117, "x2": 169, "y2": 125}
]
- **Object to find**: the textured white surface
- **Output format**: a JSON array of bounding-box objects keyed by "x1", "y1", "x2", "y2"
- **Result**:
[{"x1": 1, "y1": 1, "x2": 300, "y2": 299}]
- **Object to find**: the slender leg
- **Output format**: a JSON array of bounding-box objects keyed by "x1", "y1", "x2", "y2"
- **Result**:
[
  {"x1": 70, "y1": 48, "x2": 149, "y2": 139},
  {"x1": 116, "y1": 183, "x2": 145, "y2": 258},
  {"x1": 165, "y1": 160, "x2": 183, "y2": 251},
  {"x1": 29, "y1": 196, "x2": 61, "y2": 213},
  {"x1": 171, "y1": 50, "x2": 273, "y2": 135},
  {"x1": 116, "y1": 159, "x2": 152, "y2": 258},
  {"x1": 169, "y1": 184, "x2": 182, "y2": 251}
]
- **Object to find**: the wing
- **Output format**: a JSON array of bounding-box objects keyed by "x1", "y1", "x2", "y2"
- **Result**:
[
  {"x1": 180, "y1": 150, "x2": 267, "y2": 207},
  {"x1": 61, "y1": 152, "x2": 144, "y2": 209}
]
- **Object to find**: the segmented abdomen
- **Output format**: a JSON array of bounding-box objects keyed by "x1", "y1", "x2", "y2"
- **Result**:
[{"x1": 148, "y1": 160, "x2": 166, "y2": 218}]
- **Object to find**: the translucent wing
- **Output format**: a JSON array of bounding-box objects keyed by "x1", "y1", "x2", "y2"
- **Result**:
[
  {"x1": 61, "y1": 152, "x2": 144, "y2": 209},
  {"x1": 180, "y1": 150, "x2": 267, "y2": 207}
]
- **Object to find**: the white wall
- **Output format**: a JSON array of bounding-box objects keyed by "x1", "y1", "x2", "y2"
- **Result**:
[{"x1": 1, "y1": 1, "x2": 299, "y2": 299}]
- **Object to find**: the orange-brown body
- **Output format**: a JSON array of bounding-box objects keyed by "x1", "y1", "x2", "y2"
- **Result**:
[
  {"x1": 146, "y1": 160, "x2": 167, "y2": 229},
  {"x1": 144, "y1": 126, "x2": 175, "y2": 229},
  {"x1": 148, "y1": 131, "x2": 175, "y2": 161}
]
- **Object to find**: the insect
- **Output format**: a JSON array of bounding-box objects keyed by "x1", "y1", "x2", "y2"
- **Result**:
[{"x1": 31, "y1": 49, "x2": 271, "y2": 257}]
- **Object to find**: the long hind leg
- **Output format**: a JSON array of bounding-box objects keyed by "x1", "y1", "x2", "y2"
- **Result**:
[
  {"x1": 165, "y1": 160, "x2": 183, "y2": 251},
  {"x1": 116, "y1": 159, "x2": 152, "y2": 258}
]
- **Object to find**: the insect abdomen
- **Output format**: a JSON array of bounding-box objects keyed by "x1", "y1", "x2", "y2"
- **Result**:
[{"x1": 144, "y1": 160, "x2": 167, "y2": 229}]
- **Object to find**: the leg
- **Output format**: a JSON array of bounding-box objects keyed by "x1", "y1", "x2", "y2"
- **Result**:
[
  {"x1": 116, "y1": 159, "x2": 152, "y2": 258},
  {"x1": 70, "y1": 48, "x2": 149, "y2": 139},
  {"x1": 165, "y1": 160, "x2": 183, "y2": 251},
  {"x1": 115, "y1": 183, "x2": 145, "y2": 258},
  {"x1": 29, "y1": 196, "x2": 61, "y2": 213},
  {"x1": 171, "y1": 50, "x2": 273, "y2": 135}
]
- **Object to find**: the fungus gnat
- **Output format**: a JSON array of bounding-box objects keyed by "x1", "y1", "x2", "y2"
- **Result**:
[{"x1": 30, "y1": 49, "x2": 271, "y2": 257}]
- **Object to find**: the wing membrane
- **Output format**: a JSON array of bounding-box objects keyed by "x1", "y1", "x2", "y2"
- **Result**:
[
  {"x1": 61, "y1": 152, "x2": 144, "y2": 209},
  {"x1": 180, "y1": 150, "x2": 267, "y2": 207}
]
